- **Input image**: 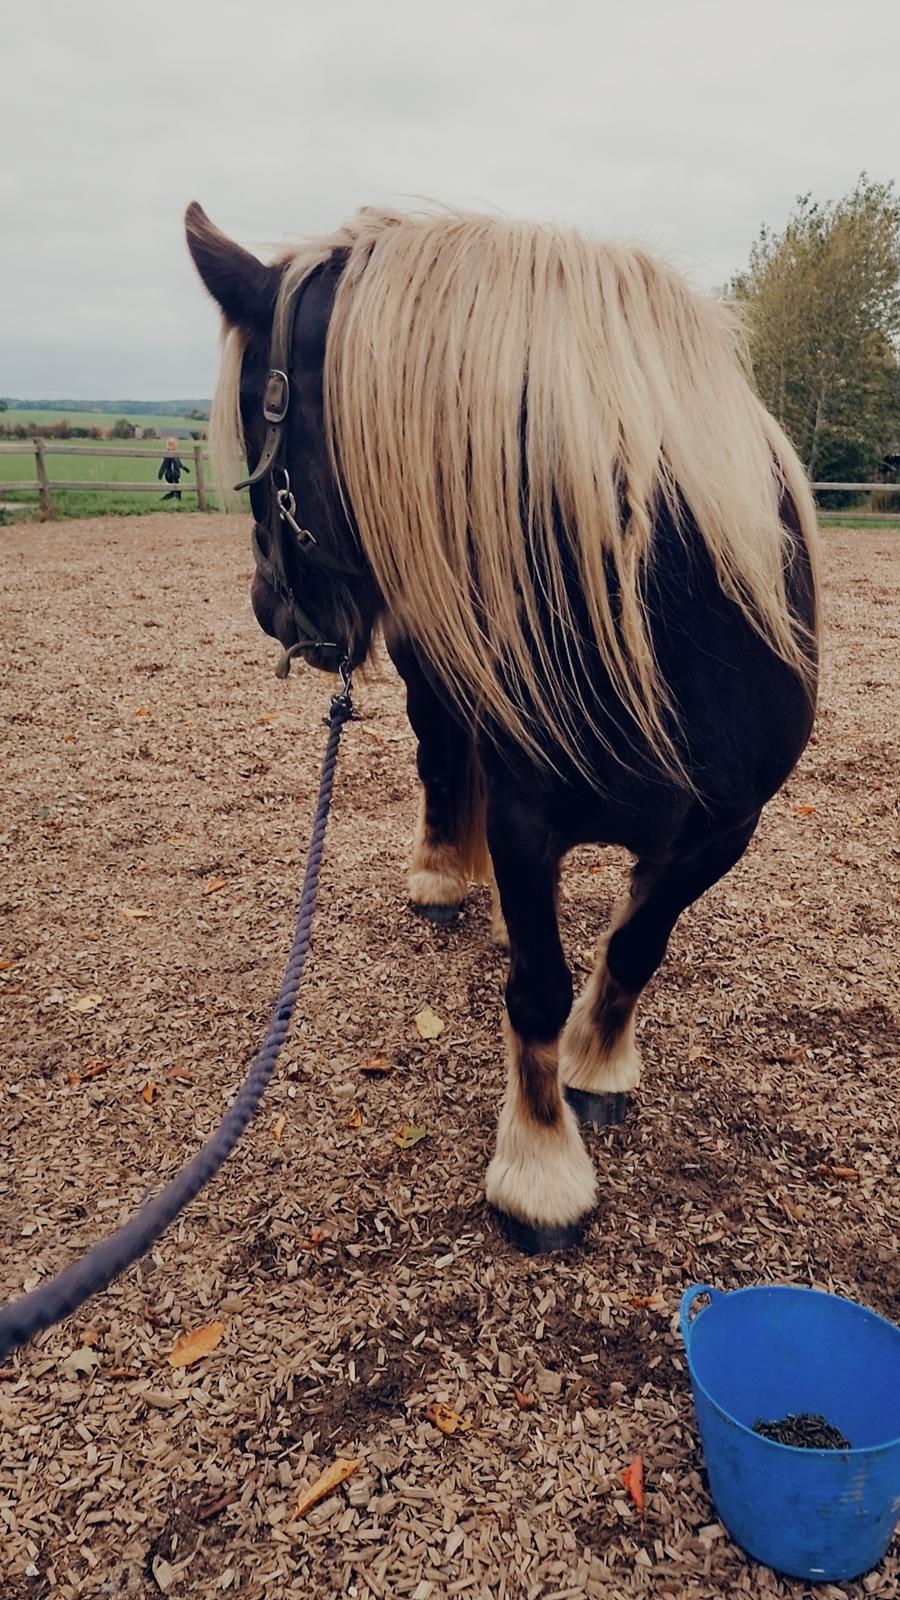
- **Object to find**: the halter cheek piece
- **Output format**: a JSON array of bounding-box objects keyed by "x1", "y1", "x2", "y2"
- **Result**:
[{"x1": 234, "y1": 273, "x2": 361, "y2": 679}]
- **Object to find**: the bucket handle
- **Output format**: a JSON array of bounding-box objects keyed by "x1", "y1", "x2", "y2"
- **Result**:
[{"x1": 679, "y1": 1283, "x2": 723, "y2": 1350}]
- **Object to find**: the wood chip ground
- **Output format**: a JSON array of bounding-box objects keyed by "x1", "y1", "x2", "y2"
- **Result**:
[{"x1": 1, "y1": 514, "x2": 898, "y2": 1599}]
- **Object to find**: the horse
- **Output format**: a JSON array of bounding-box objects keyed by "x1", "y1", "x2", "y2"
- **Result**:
[{"x1": 185, "y1": 201, "x2": 818, "y2": 1254}]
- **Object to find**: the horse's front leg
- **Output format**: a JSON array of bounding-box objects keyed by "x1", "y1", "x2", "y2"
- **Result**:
[
  {"x1": 388, "y1": 635, "x2": 491, "y2": 925},
  {"x1": 484, "y1": 786, "x2": 596, "y2": 1252}
]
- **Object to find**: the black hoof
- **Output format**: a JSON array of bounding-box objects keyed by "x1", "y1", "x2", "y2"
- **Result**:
[
  {"x1": 564, "y1": 1087, "x2": 630, "y2": 1126},
  {"x1": 411, "y1": 901, "x2": 462, "y2": 926},
  {"x1": 492, "y1": 1207, "x2": 587, "y2": 1255}
]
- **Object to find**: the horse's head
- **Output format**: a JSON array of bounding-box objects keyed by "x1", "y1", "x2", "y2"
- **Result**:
[{"x1": 185, "y1": 202, "x2": 380, "y2": 676}]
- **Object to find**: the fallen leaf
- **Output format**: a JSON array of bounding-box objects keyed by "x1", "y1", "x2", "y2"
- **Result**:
[
  {"x1": 271, "y1": 1114, "x2": 286, "y2": 1142},
  {"x1": 169, "y1": 1066, "x2": 193, "y2": 1083},
  {"x1": 167, "y1": 1322, "x2": 225, "y2": 1369},
  {"x1": 80, "y1": 1059, "x2": 110, "y2": 1080},
  {"x1": 203, "y1": 878, "x2": 227, "y2": 895},
  {"x1": 512, "y1": 1388, "x2": 536, "y2": 1411},
  {"x1": 359, "y1": 1050, "x2": 391, "y2": 1076},
  {"x1": 140, "y1": 1080, "x2": 158, "y2": 1105},
  {"x1": 288, "y1": 1455, "x2": 363, "y2": 1522},
  {"x1": 792, "y1": 805, "x2": 816, "y2": 816},
  {"x1": 84, "y1": 931, "x2": 102, "y2": 942},
  {"x1": 347, "y1": 1106, "x2": 362, "y2": 1129},
  {"x1": 425, "y1": 1401, "x2": 471, "y2": 1436},
  {"x1": 587, "y1": 864, "x2": 605, "y2": 875},
  {"x1": 627, "y1": 1294, "x2": 662, "y2": 1310},
  {"x1": 394, "y1": 1123, "x2": 429, "y2": 1149},
  {"x1": 0, "y1": 959, "x2": 17, "y2": 971},
  {"x1": 414, "y1": 1006, "x2": 445, "y2": 1040},
  {"x1": 814, "y1": 1163, "x2": 860, "y2": 1182},
  {"x1": 61, "y1": 1347, "x2": 101, "y2": 1380},
  {"x1": 621, "y1": 1455, "x2": 647, "y2": 1530},
  {"x1": 300, "y1": 1229, "x2": 327, "y2": 1251},
  {"x1": 121, "y1": 906, "x2": 153, "y2": 921},
  {"x1": 132, "y1": 706, "x2": 151, "y2": 717},
  {"x1": 70, "y1": 993, "x2": 103, "y2": 1013},
  {"x1": 81, "y1": 1326, "x2": 102, "y2": 1347}
]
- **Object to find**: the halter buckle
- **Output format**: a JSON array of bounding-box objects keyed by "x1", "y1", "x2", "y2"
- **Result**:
[{"x1": 262, "y1": 368, "x2": 290, "y2": 423}]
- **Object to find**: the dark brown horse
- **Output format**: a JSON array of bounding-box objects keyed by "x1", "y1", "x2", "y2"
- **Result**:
[{"x1": 186, "y1": 202, "x2": 818, "y2": 1253}]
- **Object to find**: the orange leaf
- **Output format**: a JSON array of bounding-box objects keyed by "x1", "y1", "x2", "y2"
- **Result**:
[
  {"x1": 347, "y1": 1106, "x2": 362, "y2": 1129},
  {"x1": 68, "y1": 1059, "x2": 110, "y2": 1087},
  {"x1": 512, "y1": 1388, "x2": 535, "y2": 1411},
  {"x1": 287, "y1": 1455, "x2": 362, "y2": 1522},
  {"x1": 622, "y1": 1455, "x2": 646, "y2": 1529},
  {"x1": 792, "y1": 805, "x2": 816, "y2": 816},
  {"x1": 203, "y1": 878, "x2": 227, "y2": 895},
  {"x1": 0, "y1": 959, "x2": 16, "y2": 971},
  {"x1": 627, "y1": 1294, "x2": 658, "y2": 1309},
  {"x1": 271, "y1": 1114, "x2": 286, "y2": 1142},
  {"x1": 167, "y1": 1321, "x2": 225, "y2": 1368},
  {"x1": 425, "y1": 1401, "x2": 471, "y2": 1436},
  {"x1": 300, "y1": 1229, "x2": 327, "y2": 1251},
  {"x1": 140, "y1": 1080, "x2": 157, "y2": 1104},
  {"x1": 815, "y1": 1163, "x2": 860, "y2": 1182},
  {"x1": 359, "y1": 1050, "x2": 390, "y2": 1076},
  {"x1": 132, "y1": 706, "x2": 151, "y2": 717}
]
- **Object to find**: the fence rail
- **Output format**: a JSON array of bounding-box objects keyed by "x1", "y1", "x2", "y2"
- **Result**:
[
  {"x1": 0, "y1": 439, "x2": 210, "y2": 517},
  {"x1": 1, "y1": 440, "x2": 898, "y2": 522}
]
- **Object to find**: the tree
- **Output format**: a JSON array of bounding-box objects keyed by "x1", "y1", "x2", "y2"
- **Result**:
[
  {"x1": 0, "y1": 399, "x2": 8, "y2": 412},
  {"x1": 730, "y1": 175, "x2": 900, "y2": 481},
  {"x1": 109, "y1": 417, "x2": 136, "y2": 439}
]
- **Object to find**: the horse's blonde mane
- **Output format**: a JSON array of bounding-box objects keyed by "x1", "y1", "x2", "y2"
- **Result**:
[{"x1": 213, "y1": 207, "x2": 818, "y2": 780}]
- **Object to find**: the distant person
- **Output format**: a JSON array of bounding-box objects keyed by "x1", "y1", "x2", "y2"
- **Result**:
[{"x1": 158, "y1": 437, "x2": 190, "y2": 501}]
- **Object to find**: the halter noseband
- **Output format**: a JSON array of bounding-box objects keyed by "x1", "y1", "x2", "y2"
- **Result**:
[{"x1": 234, "y1": 272, "x2": 360, "y2": 677}]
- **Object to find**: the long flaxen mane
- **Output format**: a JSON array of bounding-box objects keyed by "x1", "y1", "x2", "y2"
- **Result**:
[{"x1": 213, "y1": 208, "x2": 818, "y2": 779}]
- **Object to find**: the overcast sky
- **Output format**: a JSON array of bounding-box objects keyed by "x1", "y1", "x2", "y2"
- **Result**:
[{"x1": 4, "y1": 0, "x2": 898, "y2": 399}]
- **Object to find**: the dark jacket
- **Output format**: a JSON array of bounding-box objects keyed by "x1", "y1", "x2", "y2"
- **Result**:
[{"x1": 158, "y1": 455, "x2": 190, "y2": 484}]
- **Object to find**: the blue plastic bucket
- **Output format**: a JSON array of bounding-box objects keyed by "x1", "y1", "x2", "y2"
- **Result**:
[{"x1": 680, "y1": 1283, "x2": 900, "y2": 1581}]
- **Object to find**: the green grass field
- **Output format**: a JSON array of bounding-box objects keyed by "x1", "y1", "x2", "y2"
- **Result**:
[
  {"x1": 0, "y1": 407, "x2": 206, "y2": 431},
  {"x1": 0, "y1": 436, "x2": 229, "y2": 519}
]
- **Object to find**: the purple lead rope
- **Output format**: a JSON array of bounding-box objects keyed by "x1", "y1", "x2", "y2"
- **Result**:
[{"x1": 0, "y1": 686, "x2": 353, "y2": 1363}]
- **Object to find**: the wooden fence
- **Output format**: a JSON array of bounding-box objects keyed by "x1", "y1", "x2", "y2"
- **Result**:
[
  {"x1": 0, "y1": 440, "x2": 210, "y2": 517},
  {"x1": 1, "y1": 439, "x2": 898, "y2": 523}
]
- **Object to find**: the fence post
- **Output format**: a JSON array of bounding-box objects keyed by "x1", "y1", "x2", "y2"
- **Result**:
[
  {"x1": 34, "y1": 438, "x2": 53, "y2": 520},
  {"x1": 193, "y1": 441, "x2": 207, "y2": 512}
]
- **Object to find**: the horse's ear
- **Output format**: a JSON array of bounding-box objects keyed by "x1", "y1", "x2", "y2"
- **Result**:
[{"x1": 185, "y1": 202, "x2": 279, "y2": 330}]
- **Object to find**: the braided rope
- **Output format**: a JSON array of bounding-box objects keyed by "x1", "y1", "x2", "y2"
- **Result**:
[{"x1": 0, "y1": 689, "x2": 354, "y2": 1362}]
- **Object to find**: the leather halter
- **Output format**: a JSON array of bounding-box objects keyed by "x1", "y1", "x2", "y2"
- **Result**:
[{"x1": 235, "y1": 268, "x2": 361, "y2": 675}]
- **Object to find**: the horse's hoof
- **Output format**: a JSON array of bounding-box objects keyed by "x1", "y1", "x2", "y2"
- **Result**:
[
  {"x1": 564, "y1": 1087, "x2": 630, "y2": 1126},
  {"x1": 411, "y1": 900, "x2": 462, "y2": 926},
  {"x1": 492, "y1": 1207, "x2": 587, "y2": 1255}
]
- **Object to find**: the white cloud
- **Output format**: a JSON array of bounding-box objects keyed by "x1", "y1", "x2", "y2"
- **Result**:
[{"x1": 4, "y1": 0, "x2": 898, "y2": 395}]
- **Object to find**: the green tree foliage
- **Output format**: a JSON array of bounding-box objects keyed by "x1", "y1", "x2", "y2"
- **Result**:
[
  {"x1": 109, "y1": 417, "x2": 137, "y2": 439},
  {"x1": 731, "y1": 176, "x2": 900, "y2": 481}
]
